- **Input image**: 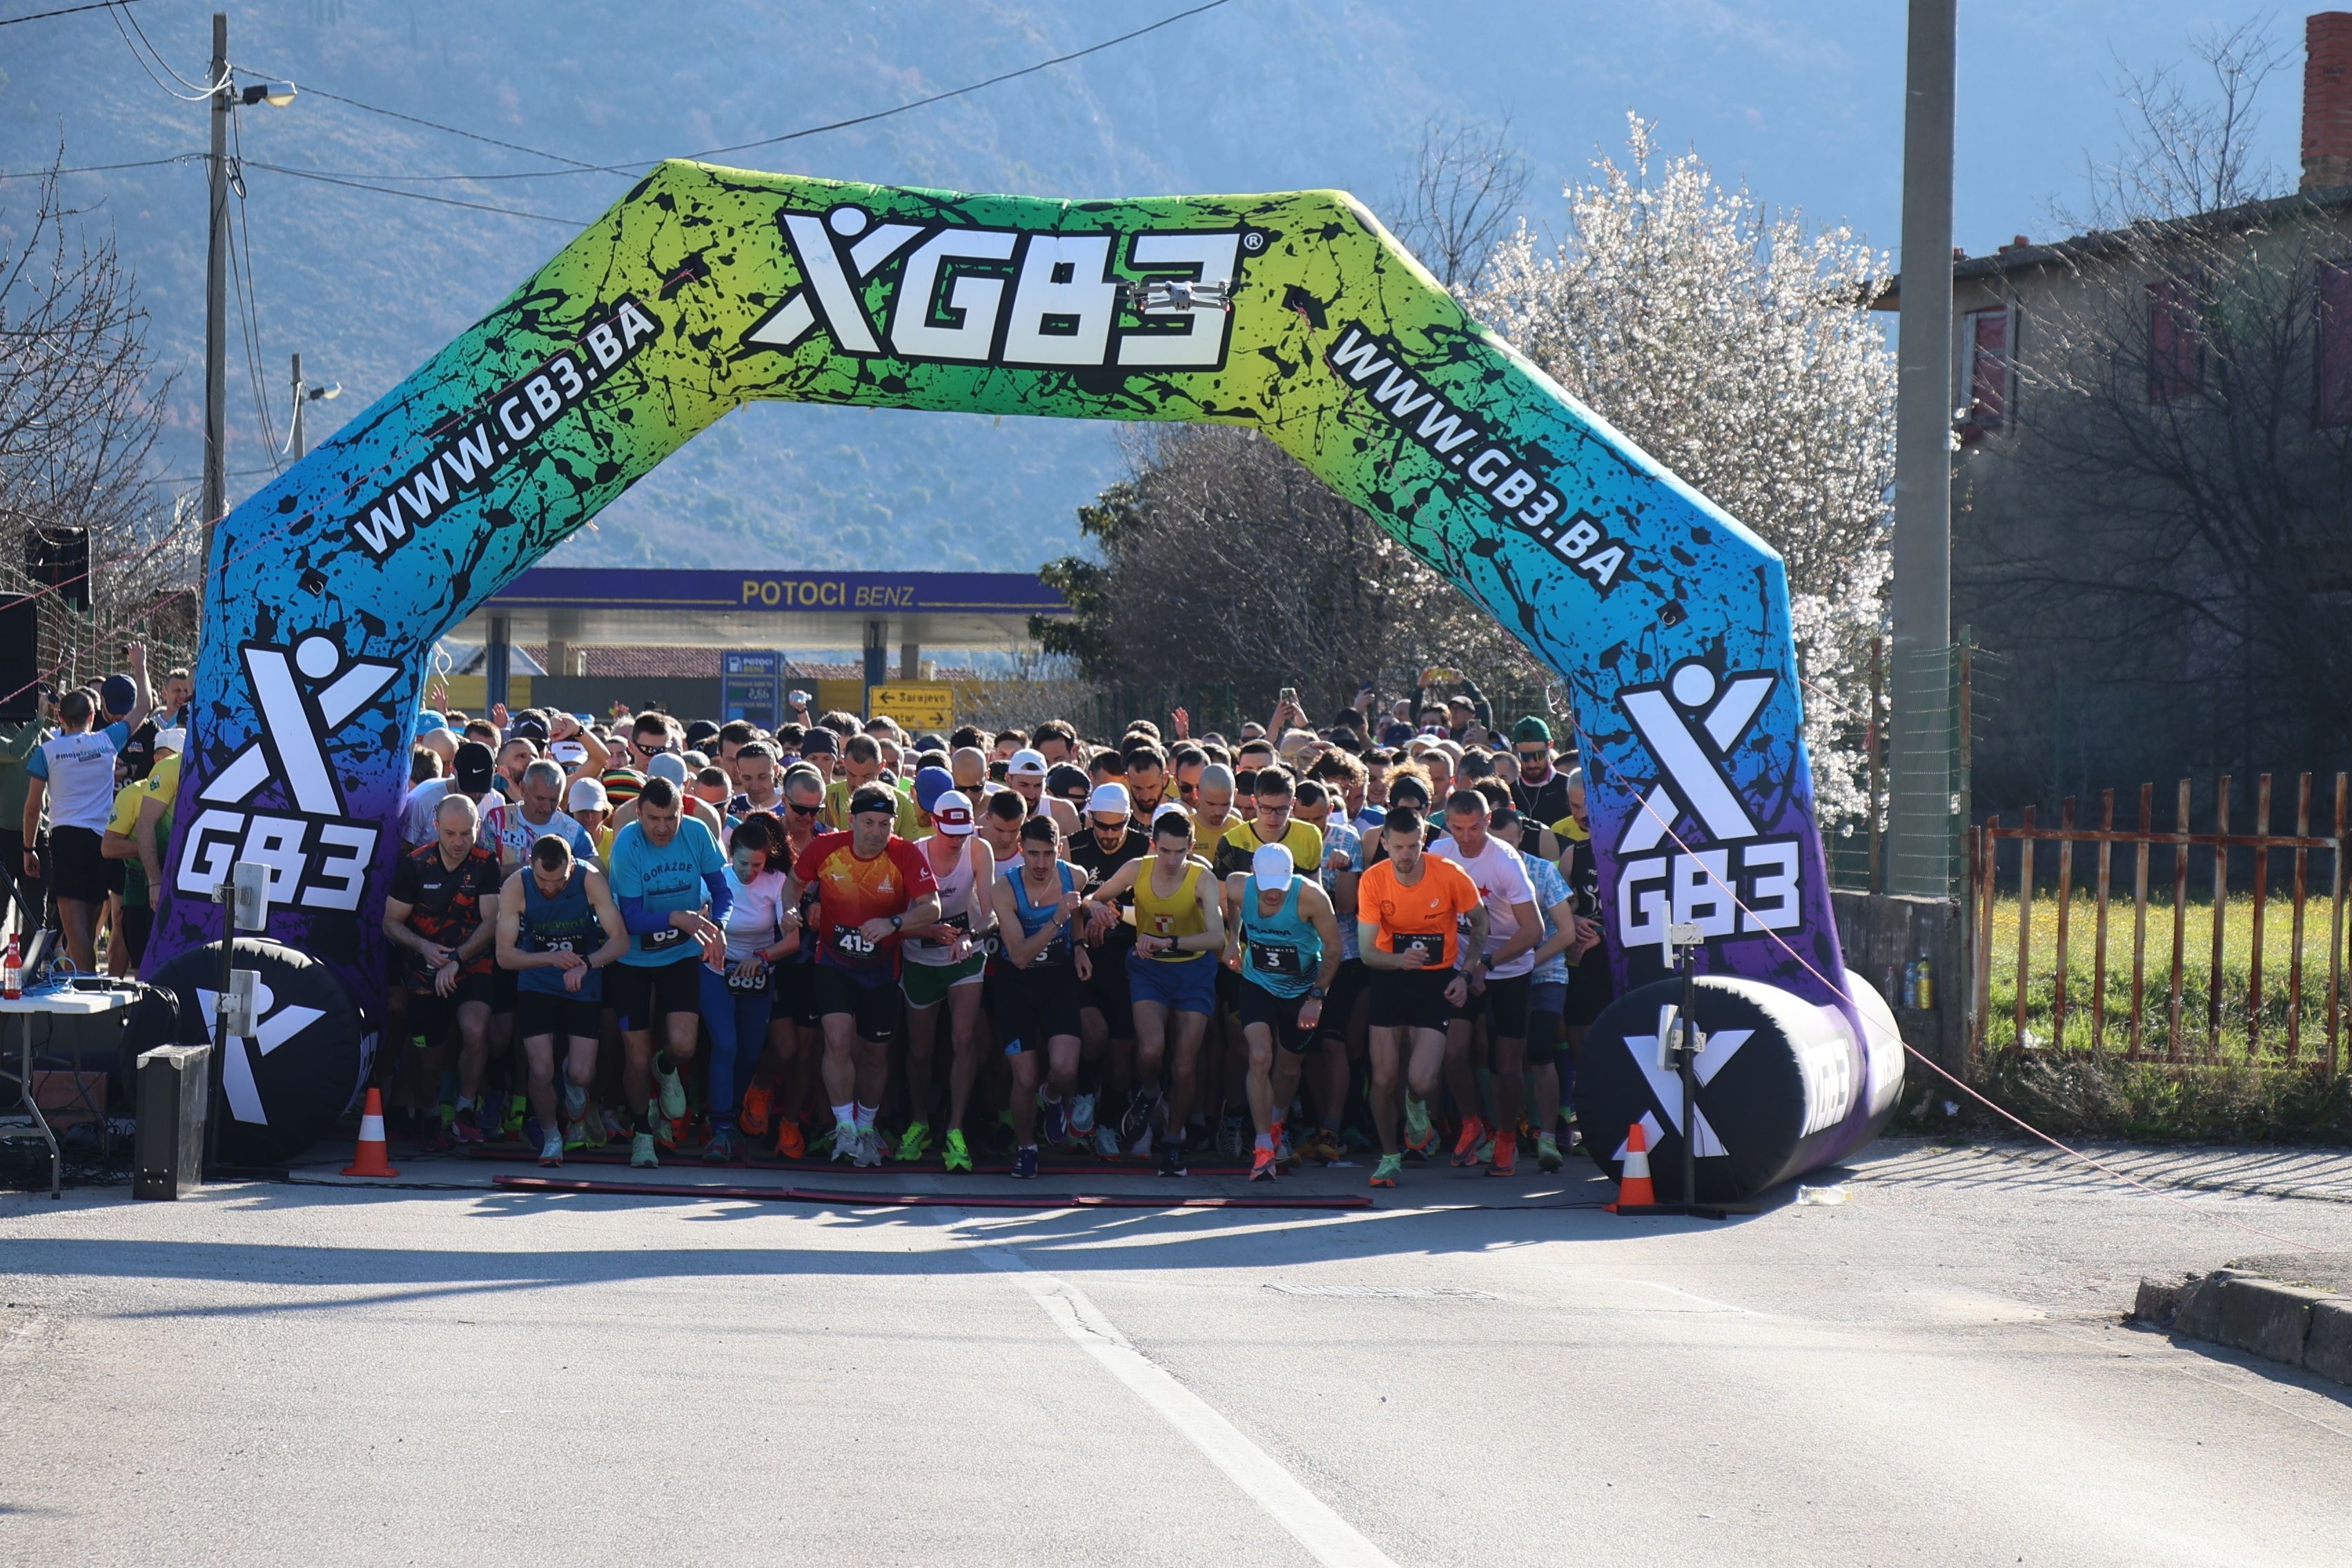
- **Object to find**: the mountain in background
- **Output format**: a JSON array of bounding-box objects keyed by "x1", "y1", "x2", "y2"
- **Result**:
[{"x1": 1, "y1": 0, "x2": 2271, "y2": 574}]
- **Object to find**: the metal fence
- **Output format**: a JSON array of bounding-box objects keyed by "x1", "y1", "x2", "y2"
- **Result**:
[{"x1": 1971, "y1": 772, "x2": 2347, "y2": 1072}]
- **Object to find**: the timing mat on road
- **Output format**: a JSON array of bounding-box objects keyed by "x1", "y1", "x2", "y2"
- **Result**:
[{"x1": 489, "y1": 1173, "x2": 1373, "y2": 1210}]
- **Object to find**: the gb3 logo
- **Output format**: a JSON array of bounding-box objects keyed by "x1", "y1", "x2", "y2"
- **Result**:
[
  {"x1": 1611, "y1": 660, "x2": 1802, "y2": 949},
  {"x1": 179, "y1": 636, "x2": 399, "y2": 913},
  {"x1": 742, "y1": 203, "x2": 1249, "y2": 371}
]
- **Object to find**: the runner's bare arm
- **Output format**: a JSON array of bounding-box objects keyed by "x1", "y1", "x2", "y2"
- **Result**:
[{"x1": 584, "y1": 869, "x2": 629, "y2": 968}]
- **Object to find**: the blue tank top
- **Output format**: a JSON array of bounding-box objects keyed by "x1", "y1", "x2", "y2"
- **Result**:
[
  {"x1": 1009, "y1": 861, "x2": 1077, "y2": 968},
  {"x1": 518, "y1": 863, "x2": 602, "y2": 999},
  {"x1": 1241, "y1": 874, "x2": 1321, "y2": 999}
]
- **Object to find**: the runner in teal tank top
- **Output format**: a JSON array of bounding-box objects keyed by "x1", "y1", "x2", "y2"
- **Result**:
[{"x1": 1222, "y1": 843, "x2": 1344, "y2": 1181}]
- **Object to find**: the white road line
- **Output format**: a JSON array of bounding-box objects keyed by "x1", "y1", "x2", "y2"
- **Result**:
[
  {"x1": 972, "y1": 1244, "x2": 1398, "y2": 1568},
  {"x1": 1631, "y1": 1279, "x2": 1785, "y2": 1320}
]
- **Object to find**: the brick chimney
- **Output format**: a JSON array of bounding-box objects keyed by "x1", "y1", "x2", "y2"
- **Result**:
[{"x1": 2304, "y1": 12, "x2": 2352, "y2": 191}]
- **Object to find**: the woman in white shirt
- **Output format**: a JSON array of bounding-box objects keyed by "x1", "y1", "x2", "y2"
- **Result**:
[{"x1": 698, "y1": 813, "x2": 799, "y2": 1162}]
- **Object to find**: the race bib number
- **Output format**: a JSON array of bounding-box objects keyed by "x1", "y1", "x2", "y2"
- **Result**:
[
  {"x1": 642, "y1": 925, "x2": 686, "y2": 952},
  {"x1": 833, "y1": 923, "x2": 878, "y2": 958},
  {"x1": 727, "y1": 965, "x2": 771, "y2": 993},
  {"x1": 908, "y1": 910, "x2": 970, "y2": 954},
  {"x1": 1249, "y1": 939, "x2": 1304, "y2": 977},
  {"x1": 1398, "y1": 932, "x2": 1443, "y2": 967},
  {"x1": 1032, "y1": 928, "x2": 1071, "y2": 968},
  {"x1": 535, "y1": 937, "x2": 578, "y2": 956}
]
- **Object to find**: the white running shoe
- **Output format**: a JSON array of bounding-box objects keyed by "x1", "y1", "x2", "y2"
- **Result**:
[
  {"x1": 855, "y1": 1125, "x2": 883, "y2": 1168},
  {"x1": 1094, "y1": 1121, "x2": 1122, "y2": 1158},
  {"x1": 1068, "y1": 1092, "x2": 1098, "y2": 1138},
  {"x1": 831, "y1": 1121, "x2": 859, "y2": 1162},
  {"x1": 538, "y1": 1130, "x2": 564, "y2": 1168},
  {"x1": 629, "y1": 1132, "x2": 658, "y2": 1169}
]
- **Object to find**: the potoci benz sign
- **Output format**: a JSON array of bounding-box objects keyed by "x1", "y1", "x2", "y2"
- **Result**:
[{"x1": 742, "y1": 204, "x2": 1256, "y2": 371}]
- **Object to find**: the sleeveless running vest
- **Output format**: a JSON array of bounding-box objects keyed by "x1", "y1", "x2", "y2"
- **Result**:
[
  {"x1": 1241, "y1": 874, "x2": 1321, "y2": 998},
  {"x1": 906, "y1": 836, "x2": 981, "y2": 966},
  {"x1": 518, "y1": 864, "x2": 600, "y2": 998},
  {"x1": 1009, "y1": 861, "x2": 1077, "y2": 968},
  {"x1": 1131, "y1": 856, "x2": 1209, "y2": 963}
]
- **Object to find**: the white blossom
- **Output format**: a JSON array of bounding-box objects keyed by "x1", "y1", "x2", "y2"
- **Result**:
[{"x1": 1469, "y1": 115, "x2": 1894, "y2": 821}]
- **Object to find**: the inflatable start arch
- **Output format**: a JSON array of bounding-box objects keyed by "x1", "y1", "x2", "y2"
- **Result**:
[{"x1": 144, "y1": 164, "x2": 1900, "y2": 1187}]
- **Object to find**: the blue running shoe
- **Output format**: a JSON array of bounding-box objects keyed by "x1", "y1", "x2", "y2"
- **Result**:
[
  {"x1": 1011, "y1": 1144, "x2": 1039, "y2": 1179},
  {"x1": 1039, "y1": 1095, "x2": 1067, "y2": 1146}
]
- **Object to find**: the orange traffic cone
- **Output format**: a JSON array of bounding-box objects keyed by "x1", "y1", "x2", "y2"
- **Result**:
[
  {"x1": 1605, "y1": 1120, "x2": 1655, "y2": 1213},
  {"x1": 342, "y1": 1087, "x2": 400, "y2": 1177}
]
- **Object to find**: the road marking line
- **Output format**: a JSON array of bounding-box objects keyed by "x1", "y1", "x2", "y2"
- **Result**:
[
  {"x1": 974, "y1": 1245, "x2": 1398, "y2": 1568},
  {"x1": 1631, "y1": 1279, "x2": 1784, "y2": 1319}
]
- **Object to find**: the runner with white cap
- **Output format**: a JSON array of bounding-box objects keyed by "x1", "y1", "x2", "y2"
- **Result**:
[
  {"x1": 1068, "y1": 781, "x2": 1147, "y2": 1152},
  {"x1": 900, "y1": 771, "x2": 994, "y2": 1168},
  {"x1": 1223, "y1": 842, "x2": 1342, "y2": 1180},
  {"x1": 566, "y1": 775, "x2": 614, "y2": 861},
  {"x1": 1004, "y1": 746, "x2": 1078, "y2": 835}
]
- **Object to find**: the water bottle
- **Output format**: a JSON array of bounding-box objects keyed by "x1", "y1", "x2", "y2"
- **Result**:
[
  {"x1": 3, "y1": 932, "x2": 21, "y2": 1000},
  {"x1": 1900, "y1": 958, "x2": 1919, "y2": 1010},
  {"x1": 1914, "y1": 952, "x2": 1935, "y2": 1011}
]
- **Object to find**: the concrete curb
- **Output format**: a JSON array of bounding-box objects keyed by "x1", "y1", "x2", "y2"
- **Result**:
[{"x1": 2135, "y1": 1270, "x2": 2352, "y2": 1387}]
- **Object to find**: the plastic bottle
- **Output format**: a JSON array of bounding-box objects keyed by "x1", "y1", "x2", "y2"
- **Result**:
[
  {"x1": 3, "y1": 932, "x2": 21, "y2": 1001},
  {"x1": 1914, "y1": 952, "x2": 1935, "y2": 1011}
]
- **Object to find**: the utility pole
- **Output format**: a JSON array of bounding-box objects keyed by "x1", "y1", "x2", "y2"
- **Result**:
[
  {"x1": 202, "y1": 10, "x2": 230, "y2": 565},
  {"x1": 1888, "y1": 0, "x2": 1957, "y2": 898},
  {"x1": 290, "y1": 352, "x2": 306, "y2": 460}
]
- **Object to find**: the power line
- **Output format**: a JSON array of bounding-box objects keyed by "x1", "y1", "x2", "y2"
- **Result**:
[
  {"x1": 0, "y1": 0, "x2": 143, "y2": 26},
  {"x1": 237, "y1": 159, "x2": 588, "y2": 226},
  {"x1": 0, "y1": 153, "x2": 202, "y2": 180},
  {"x1": 234, "y1": 0, "x2": 1239, "y2": 184},
  {"x1": 106, "y1": 0, "x2": 223, "y2": 101}
]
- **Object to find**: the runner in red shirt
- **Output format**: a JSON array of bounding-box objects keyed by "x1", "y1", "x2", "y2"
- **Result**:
[{"x1": 791, "y1": 783, "x2": 941, "y2": 1166}]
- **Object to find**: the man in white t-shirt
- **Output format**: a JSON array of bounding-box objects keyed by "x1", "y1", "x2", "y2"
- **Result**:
[
  {"x1": 23, "y1": 646, "x2": 150, "y2": 971},
  {"x1": 402, "y1": 741, "x2": 500, "y2": 847},
  {"x1": 1427, "y1": 787, "x2": 1542, "y2": 1177}
]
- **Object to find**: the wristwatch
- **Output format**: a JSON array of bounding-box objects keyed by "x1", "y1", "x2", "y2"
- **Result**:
[
  {"x1": 1307, "y1": 985, "x2": 1327, "y2": 999},
  {"x1": 889, "y1": 914, "x2": 903, "y2": 932}
]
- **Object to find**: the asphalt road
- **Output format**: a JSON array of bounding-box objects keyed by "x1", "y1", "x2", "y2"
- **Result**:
[{"x1": 4, "y1": 1138, "x2": 2350, "y2": 1567}]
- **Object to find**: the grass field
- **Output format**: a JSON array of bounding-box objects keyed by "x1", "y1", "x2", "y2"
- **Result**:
[{"x1": 1981, "y1": 891, "x2": 2348, "y2": 1067}]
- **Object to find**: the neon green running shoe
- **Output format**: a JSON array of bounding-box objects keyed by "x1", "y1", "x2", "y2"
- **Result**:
[
  {"x1": 504, "y1": 1092, "x2": 528, "y2": 1135},
  {"x1": 897, "y1": 1121, "x2": 932, "y2": 1163},
  {"x1": 942, "y1": 1128, "x2": 974, "y2": 1174},
  {"x1": 1369, "y1": 1153, "x2": 1402, "y2": 1188},
  {"x1": 1403, "y1": 1093, "x2": 1431, "y2": 1144}
]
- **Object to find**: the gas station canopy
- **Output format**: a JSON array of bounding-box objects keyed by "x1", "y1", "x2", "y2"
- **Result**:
[{"x1": 450, "y1": 567, "x2": 1069, "y2": 652}]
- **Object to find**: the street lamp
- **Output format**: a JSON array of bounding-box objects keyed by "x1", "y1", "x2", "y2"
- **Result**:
[
  {"x1": 202, "y1": 12, "x2": 297, "y2": 565},
  {"x1": 288, "y1": 353, "x2": 340, "y2": 460}
]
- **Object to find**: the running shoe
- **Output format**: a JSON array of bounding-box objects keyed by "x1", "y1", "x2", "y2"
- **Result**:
[
  {"x1": 808, "y1": 1124, "x2": 839, "y2": 1160},
  {"x1": 1092, "y1": 1122, "x2": 1122, "y2": 1159},
  {"x1": 505, "y1": 1092, "x2": 529, "y2": 1136},
  {"x1": 1157, "y1": 1141, "x2": 1188, "y2": 1178},
  {"x1": 1068, "y1": 1092, "x2": 1098, "y2": 1139},
  {"x1": 829, "y1": 1122, "x2": 859, "y2": 1163},
  {"x1": 521, "y1": 1115, "x2": 544, "y2": 1153},
  {"x1": 1536, "y1": 1133, "x2": 1563, "y2": 1173},
  {"x1": 1217, "y1": 1111, "x2": 1246, "y2": 1158},
  {"x1": 562, "y1": 1115, "x2": 589, "y2": 1151},
  {"x1": 538, "y1": 1129, "x2": 564, "y2": 1168},
  {"x1": 1039, "y1": 1095, "x2": 1067, "y2": 1147},
  {"x1": 451, "y1": 1108, "x2": 486, "y2": 1145},
  {"x1": 1403, "y1": 1095, "x2": 1433, "y2": 1153},
  {"x1": 1298, "y1": 1128, "x2": 1342, "y2": 1165},
  {"x1": 1342, "y1": 1124, "x2": 1375, "y2": 1153},
  {"x1": 738, "y1": 1083, "x2": 773, "y2": 1139},
  {"x1": 772, "y1": 1117, "x2": 806, "y2": 1160},
  {"x1": 703, "y1": 1127, "x2": 741, "y2": 1165},
  {"x1": 629, "y1": 1132, "x2": 658, "y2": 1168},
  {"x1": 1249, "y1": 1146, "x2": 1277, "y2": 1182},
  {"x1": 1486, "y1": 1132, "x2": 1518, "y2": 1177},
  {"x1": 1451, "y1": 1115, "x2": 1491, "y2": 1168},
  {"x1": 854, "y1": 1125, "x2": 883, "y2": 1168},
  {"x1": 1275, "y1": 1127, "x2": 1298, "y2": 1170},
  {"x1": 653, "y1": 1107, "x2": 680, "y2": 1152},
  {"x1": 417, "y1": 1125, "x2": 454, "y2": 1155},
  {"x1": 942, "y1": 1128, "x2": 974, "y2": 1174},
  {"x1": 1476, "y1": 1135, "x2": 1496, "y2": 1165},
  {"x1": 1011, "y1": 1145, "x2": 1039, "y2": 1180},
  {"x1": 1369, "y1": 1153, "x2": 1402, "y2": 1188},
  {"x1": 601, "y1": 1107, "x2": 631, "y2": 1144},
  {"x1": 896, "y1": 1121, "x2": 932, "y2": 1163},
  {"x1": 1119, "y1": 1087, "x2": 1159, "y2": 1148},
  {"x1": 655, "y1": 1061, "x2": 687, "y2": 1123}
]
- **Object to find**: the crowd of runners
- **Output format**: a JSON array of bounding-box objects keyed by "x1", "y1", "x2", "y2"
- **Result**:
[{"x1": 382, "y1": 687, "x2": 1615, "y2": 1186}]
